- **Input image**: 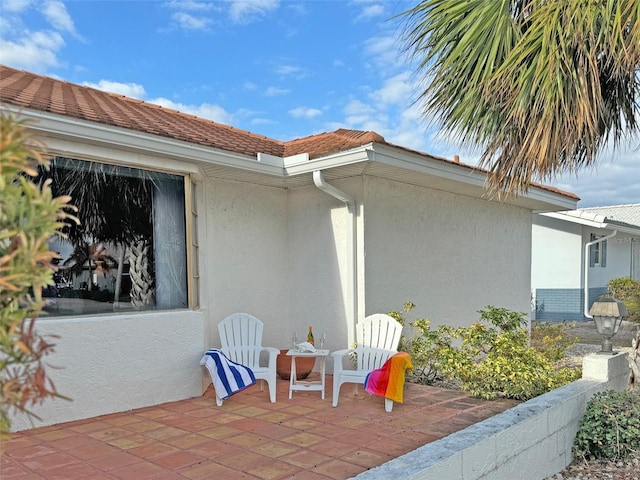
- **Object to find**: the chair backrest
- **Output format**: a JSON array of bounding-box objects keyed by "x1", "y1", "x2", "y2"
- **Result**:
[
  {"x1": 218, "y1": 313, "x2": 264, "y2": 368},
  {"x1": 356, "y1": 313, "x2": 403, "y2": 371}
]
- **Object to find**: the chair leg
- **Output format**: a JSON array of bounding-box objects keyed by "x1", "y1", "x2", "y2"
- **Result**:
[
  {"x1": 384, "y1": 398, "x2": 393, "y2": 412},
  {"x1": 267, "y1": 379, "x2": 276, "y2": 403},
  {"x1": 267, "y1": 372, "x2": 277, "y2": 403},
  {"x1": 332, "y1": 377, "x2": 341, "y2": 407}
]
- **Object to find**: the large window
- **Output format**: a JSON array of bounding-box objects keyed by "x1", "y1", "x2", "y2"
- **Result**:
[{"x1": 40, "y1": 157, "x2": 196, "y2": 317}]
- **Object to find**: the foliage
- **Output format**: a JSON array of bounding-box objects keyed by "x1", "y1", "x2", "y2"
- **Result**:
[
  {"x1": 436, "y1": 307, "x2": 581, "y2": 400},
  {"x1": 393, "y1": 303, "x2": 580, "y2": 400},
  {"x1": 0, "y1": 113, "x2": 77, "y2": 440},
  {"x1": 574, "y1": 390, "x2": 640, "y2": 461},
  {"x1": 397, "y1": 0, "x2": 639, "y2": 196},
  {"x1": 608, "y1": 276, "x2": 640, "y2": 323},
  {"x1": 389, "y1": 302, "x2": 447, "y2": 384},
  {"x1": 531, "y1": 321, "x2": 578, "y2": 362}
]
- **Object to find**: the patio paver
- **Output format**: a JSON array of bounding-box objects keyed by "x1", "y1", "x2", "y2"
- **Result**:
[{"x1": 1, "y1": 375, "x2": 519, "y2": 479}]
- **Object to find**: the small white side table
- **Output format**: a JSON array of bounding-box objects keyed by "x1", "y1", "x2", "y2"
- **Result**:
[{"x1": 287, "y1": 349, "x2": 330, "y2": 400}]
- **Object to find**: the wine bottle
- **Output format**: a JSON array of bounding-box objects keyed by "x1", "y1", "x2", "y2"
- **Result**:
[{"x1": 307, "y1": 325, "x2": 314, "y2": 345}]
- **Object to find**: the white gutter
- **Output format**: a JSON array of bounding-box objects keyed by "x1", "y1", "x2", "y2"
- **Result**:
[
  {"x1": 584, "y1": 230, "x2": 617, "y2": 318},
  {"x1": 312, "y1": 171, "x2": 358, "y2": 346}
]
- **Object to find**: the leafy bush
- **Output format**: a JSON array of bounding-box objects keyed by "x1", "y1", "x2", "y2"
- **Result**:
[
  {"x1": 0, "y1": 113, "x2": 77, "y2": 438},
  {"x1": 436, "y1": 307, "x2": 581, "y2": 400},
  {"x1": 608, "y1": 277, "x2": 640, "y2": 323},
  {"x1": 531, "y1": 321, "x2": 578, "y2": 362},
  {"x1": 389, "y1": 302, "x2": 445, "y2": 384},
  {"x1": 390, "y1": 303, "x2": 580, "y2": 400},
  {"x1": 574, "y1": 390, "x2": 640, "y2": 461}
]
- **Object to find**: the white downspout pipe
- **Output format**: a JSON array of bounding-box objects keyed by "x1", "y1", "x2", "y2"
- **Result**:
[
  {"x1": 584, "y1": 230, "x2": 617, "y2": 318},
  {"x1": 312, "y1": 171, "x2": 358, "y2": 346}
]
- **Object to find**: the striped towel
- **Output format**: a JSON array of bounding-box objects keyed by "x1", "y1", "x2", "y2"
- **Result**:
[
  {"x1": 200, "y1": 348, "x2": 256, "y2": 400},
  {"x1": 364, "y1": 352, "x2": 412, "y2": 403}
]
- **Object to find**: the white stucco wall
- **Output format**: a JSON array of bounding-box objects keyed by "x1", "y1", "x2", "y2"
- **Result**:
[
  {"x1": 583, "y1": 229, "x2": 639, "y2": 288},
  {"x1": 203, "y1": 178, "x2": 289, "y2": 349},
  {"x1": 10, "y1": 310, "x2": 205, "y2": 432},
  {"x1": 287, "y1": 178, "x2": 364, "y2": 352},
  {"x1": 362, "y1": 176, "x2": 533, "y2": 328},
  {"x1": 531, "y1": 214, "x2": 583, "y2": 290}
]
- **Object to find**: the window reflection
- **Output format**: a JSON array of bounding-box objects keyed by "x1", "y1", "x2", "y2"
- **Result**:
[{"x1": 39, "y1": 157, "x2": 188, "y2": 316}]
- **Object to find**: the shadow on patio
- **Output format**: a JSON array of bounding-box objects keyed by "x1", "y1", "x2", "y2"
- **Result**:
[{"x1": 1, "y1": 375, "x2": 519, "y2": 480}]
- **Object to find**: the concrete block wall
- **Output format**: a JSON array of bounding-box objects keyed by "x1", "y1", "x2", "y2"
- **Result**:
[
  {"x1": 353, "y1": 353, "x2": 630, "y2": 480},
  {"x1": 535, "y1": 287, "x2": 608, "y2": 322}
]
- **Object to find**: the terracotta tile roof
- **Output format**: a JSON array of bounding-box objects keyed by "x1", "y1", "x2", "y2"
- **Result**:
[
  {"x1": 284, "y1": 128, "x2": 385, "y2": 158},
  {"x1": 0, "y1": 65, "x2": 389, "y2": 160},
  {"x1": 0, "y1": 64, "x2": 577, "y2": 200},
  {"x1": 0, "y1": 65, "x2": 286, "y2": 157}
]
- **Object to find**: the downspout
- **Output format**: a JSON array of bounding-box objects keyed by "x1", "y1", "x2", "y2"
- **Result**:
[
  {"x1": 584, "y1": 230, "x2": 617, "y2": 318},
  {"x1": 312, "y1": 171, "x2": 358, "y2": 346}
]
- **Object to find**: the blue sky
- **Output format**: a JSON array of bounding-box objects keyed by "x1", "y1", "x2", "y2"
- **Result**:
[{"x1": 1, "y1": 0, "x2": 638, "y2": 208}]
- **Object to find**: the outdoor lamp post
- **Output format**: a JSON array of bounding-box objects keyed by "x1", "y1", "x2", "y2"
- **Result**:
[{"x1": 589, "y1": 293, "x2": 628, "y2": 355}]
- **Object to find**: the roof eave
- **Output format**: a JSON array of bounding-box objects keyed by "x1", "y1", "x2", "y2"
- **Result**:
[
  {"x1": 541, "y1": 211, "x2": 640, "y2": 235},
  {"x1": 2, "y1": 105, "x2": 285, "y2": 177}
]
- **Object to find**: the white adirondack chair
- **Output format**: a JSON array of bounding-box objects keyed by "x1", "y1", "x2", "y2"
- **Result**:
[
  {"x1": 332, "y1": 313, "x2": 403, "y2": 412},
  {"x1": 215, "y1": 313, "x2": 279, "y2": 406}
]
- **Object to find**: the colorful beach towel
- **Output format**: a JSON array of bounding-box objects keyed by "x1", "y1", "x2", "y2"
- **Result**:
[
  {"x1": 363, "y1": 352, "x2": 412, "y2": 403},
  {"x1": 200, "y1": 348, "x2": 256, "y2": 400}
]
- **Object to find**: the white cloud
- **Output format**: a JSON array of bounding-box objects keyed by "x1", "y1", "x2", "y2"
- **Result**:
[
  {"x1": 356, "y1": 4, "x2": 386, "y2": 21},
  {"x1": 369, "y1": 71, "x2": 413, "y2": 106},
  {"x1": 274, "y1": 64, "x2": 305, "y2": 78},
  {"x1": 265, "y1": 86, "x2": 289, "y2": 97},
  {"x1": 0, "y1": 31, "x2": 64, "y2": 71},
  {"x1": 164, "y1": 0, "x2": 215, "y2": 11},
  {"x1": 2, "y1": 0, "x2": 32, "y2": 13},
  {"x1": 171, "y1": 11, "x2": 211, "y2": 30},
  {"x1": 150, "y1": 98, "x2": 235, "y2": 125},
  {"x1": 550, "y1": 141, "x2": 640, "y2": 207},
  {"x1": 289, "y1": 107, "x2": 322, "y2": 119},
  {"x1": 83, "y1": 80, "x2": 147, "y2": 99},
  {"x1": 226, "y1": 0, "x2": 279, "y2": 24},
  {"x1": 363, "y1": 34, "x2": 405, "y2": 71},
  {"x1": 41, "y1": 0, "x2": 75, "y2": 34},
  {"x1": 344, "y1": 99, "x2": 375, "y2": 117}
]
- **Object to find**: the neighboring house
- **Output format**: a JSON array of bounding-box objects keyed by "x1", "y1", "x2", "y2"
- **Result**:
[
  {"x1": 532, "y1": 204, "x2": 640, "y2": 322},
  {"x1": 0, "y1": 65, "x2": 577, "y2": 431}
]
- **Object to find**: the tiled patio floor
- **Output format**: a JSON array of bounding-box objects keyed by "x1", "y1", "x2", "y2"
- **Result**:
[{"x1": 1, "y1": 375, "x2": 519, "y2": 480}]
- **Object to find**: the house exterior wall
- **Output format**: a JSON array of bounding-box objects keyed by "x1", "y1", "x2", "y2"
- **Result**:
[
  {"x1": 10, "y1": 310, "x2": 205, "y2": 432},
  {"x1": 202, "y1": 178, "x2": 289, "y2": 349},
  {"x1": 361, "y1": 176, "x2": 532, "y2": 328},
  {"x1": 531, "y1": 215, "x2": 583, "y2": 290},
  {"x1": 286, "y1": 180, "x2": 361, "y2": 352},
  {"x1": 532, "y1": 214, "x2": 640, "y2": 322}
]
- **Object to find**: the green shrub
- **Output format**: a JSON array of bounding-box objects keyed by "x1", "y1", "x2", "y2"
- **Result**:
[
  {"x1": 531, "y1": 321, "x2": 578, "y2": 362},
  {"x1": 573, "y1": 390, "x2": 640, "y2": 461},
  {"x1": 389, "y1": 302, "x2": 445, "y2": 384},
  {"x1": 436, "y1": 307, "x2": 581, "y2": 400},
  {"x1": 0, "y1": 113, "x2": 77, "y2": 439},
  {"x1": 390, "y1": 303, "x2": 580, "y2": 400},
  {"x1": 608, "y1": 277, "x2": 640, "y2": 323}
]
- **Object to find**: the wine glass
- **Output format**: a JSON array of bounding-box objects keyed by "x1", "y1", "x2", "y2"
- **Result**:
[
  {"x1": 320, "y1": 332, "x2": 326, "y2": 349},
  {"x1": 291, "y1": 332, "x2": 298, "y2": 350}
]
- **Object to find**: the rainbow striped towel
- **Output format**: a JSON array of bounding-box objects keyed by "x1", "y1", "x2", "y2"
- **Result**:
[
  {"x1": 364, "y1": 352, "x2": 413, "y2": 403},
  {"x1": 200, "y1": 349, "x2": 256, "y2": 400}
]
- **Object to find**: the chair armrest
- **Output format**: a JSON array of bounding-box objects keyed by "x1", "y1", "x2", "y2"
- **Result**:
[
  {"x1": 261, "y1": 346, "x2": 280, "y2": 366},
  {"x1": 332, "y1": 348, "x2": 355, "y2": 374}
]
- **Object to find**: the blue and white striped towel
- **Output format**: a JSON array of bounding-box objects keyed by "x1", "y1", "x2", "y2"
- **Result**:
[{"x1": 200, "y1": 348, "x2": 256, "y2": 400}]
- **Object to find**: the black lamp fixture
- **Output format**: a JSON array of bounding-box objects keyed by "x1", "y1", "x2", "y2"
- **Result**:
[{"x1": 588, "y1": 293, "x2": 628, "y2": 355}]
